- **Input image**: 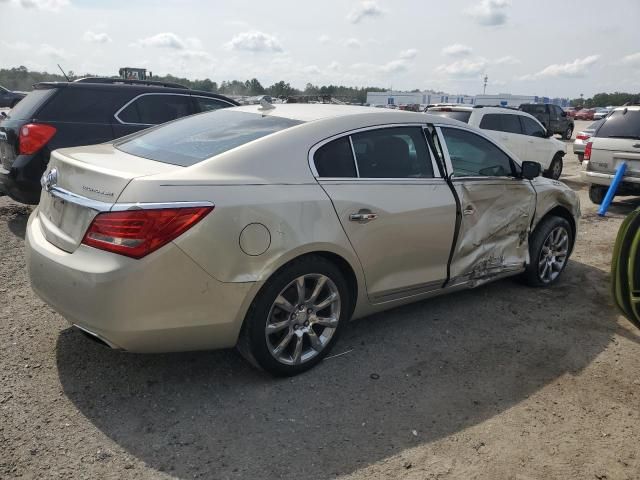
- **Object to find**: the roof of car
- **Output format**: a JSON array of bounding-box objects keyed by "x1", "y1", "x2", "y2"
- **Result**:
[{"x1": 230, "y1": 103, "x2": 461, "y2": 124}]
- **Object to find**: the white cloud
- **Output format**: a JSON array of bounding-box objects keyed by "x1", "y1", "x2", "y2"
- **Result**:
[
  {"x1": 621, "y1": 52, "x2": 640, "y2": 67},
  {"x1": 347, "y1": 0, "x2": 384, "y2": 24},
  {"x1": 442, "y1": 44, "x2": 473, "y2": 57},
  {"x1": 39, "y1": 43, "x2": 70, "y2": 59},
  {"x1": 303, "y1": 65, "x2": 322, "y2": 75},
  {"x1": 135, "y1": 32, "x2": 187, "y2": 50},
  {"x1": 399, "y1": 48, "x2": 418, "y2": 60},
  {"x1": 178, "y1": 50, "x2": 213, "y2": 62},
  {"x1": 1, "y1": 40, "x2": 30, "y2": 50},
  {"x1": 318, "y1": 34, "x2": 330, "y2": 44},
  {"x1": 328, "y1": 61, "x2": 341, "y2": 71},
  {"x1": 379, "y1": 59, "x2": 409, "y2": 74},
  {"x1": 436, "y1": 58, "x2": 487, "y2": 77},
  {"x1": 346, "y1": 38, "x2": 362, "y2": 49},
  {"x1": 465, "y1": 0, "x2": 510, "y2": 26},
  {"x1": 83, "y1": 31, "x2": 112, "y2": 44},
  {"x1": 525, "y1": 55, "x2": 600, "y2": 79},
  {"x1": 492, "y1": 55, "x2": 520, "y2": 65},
  {"x1": 17, "y1": 0, "x2": 68, "y2": 10},
  {"x1": 225, "y1": 31, "x2": 283, "y2": 52}
]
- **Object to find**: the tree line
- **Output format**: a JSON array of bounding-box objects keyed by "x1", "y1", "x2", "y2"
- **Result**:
[
  {"x1": 570, "y1": 92, "x2": 640, "y2": 108},
  {"x1": 1, "y1": 66, "x2": 386, "y2": 104}
]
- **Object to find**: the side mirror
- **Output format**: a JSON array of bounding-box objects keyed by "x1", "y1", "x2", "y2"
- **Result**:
[
  {"x1": 521, "y1": 161, "x2": 542, "y2": 180},
  {"x1": 545, "y1": 129, "x2": 554, "y2": 138},
  {"x1": 561, "y1": 111, "x2": 567, "y2": 117}
]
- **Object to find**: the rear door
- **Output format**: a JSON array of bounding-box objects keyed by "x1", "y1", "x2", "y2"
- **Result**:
[
  {"x1": 590, "y1": 109, "x2": 640, "y2": 177},
  {"x1": 478, "y1": 112, "x2": 524, "y2": 159},
  {"x1": 312, "y1": 125, "x2": 457, "y2": 302},
  {"x1": 437, "y1": 125, "x2": 536, "y2": 283},
  {"x1": 112, "y1": 93, "x2": 196, "y2": 138}
]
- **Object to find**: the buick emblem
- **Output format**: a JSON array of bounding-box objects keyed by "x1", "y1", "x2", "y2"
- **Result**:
[{"x1": 41, "y1": 168, "x2": 58, "y2": 192}]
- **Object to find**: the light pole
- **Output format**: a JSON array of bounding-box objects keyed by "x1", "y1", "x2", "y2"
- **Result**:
[{"x1": 483, "y1": 75, "x2": 488, "y2": 95}]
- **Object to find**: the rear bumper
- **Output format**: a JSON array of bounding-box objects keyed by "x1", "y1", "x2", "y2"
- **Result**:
[
  {"x1": 572, "y1": 140, "x2": 586, "y2": 155},
  {"x1": 581, "y1": 170, "x2": 640, "y2": 187},
  {"x1": 26, "y1": 210, "x2": 255, "y2": 352}
]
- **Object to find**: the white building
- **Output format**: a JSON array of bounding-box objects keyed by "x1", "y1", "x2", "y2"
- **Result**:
[{"x1": 366, "y1": 90, "x2": 474, "y2": 107}]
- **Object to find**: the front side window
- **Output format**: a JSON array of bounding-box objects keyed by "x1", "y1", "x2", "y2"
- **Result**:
[
  {"x1": 520, "y1": 116, "x2": 546, "y2": 138},
  {"x1": 351, "y1": 127, "x2": 434, "y2": 178},
  {"x1": 313, "y1": 137, "x2": 356, "y2": 178},
  {"x1": 118, "y1": 94, "x2": 194, "y2": 125},
  {"x1": 440, "y1": 127, "x2": 514, "y2": 177}
]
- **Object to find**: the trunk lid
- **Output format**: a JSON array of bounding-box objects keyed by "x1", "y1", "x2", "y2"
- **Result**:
[
  {"x1": 38, "y1": 143, "x2": 178, "y2": 252},
  {"x1": 589, "y1": 137, "x2": 640, "y2": 177}
]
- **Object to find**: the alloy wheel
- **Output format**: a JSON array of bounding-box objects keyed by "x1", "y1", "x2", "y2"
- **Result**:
[
  {"x1": 265, "y1": 274, "x2": 341, "y2": 365},
  {"x1": 538, "y1": 226, "x2": 569, "y2": 283}
]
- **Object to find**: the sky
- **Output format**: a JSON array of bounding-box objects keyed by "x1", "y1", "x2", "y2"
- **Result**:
[{"x1": 1, "y1": 0, "x2": 639, "y2": 98}]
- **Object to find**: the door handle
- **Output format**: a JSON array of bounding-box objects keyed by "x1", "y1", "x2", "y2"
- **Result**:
[
  {"x1": 463, "y1": 205, "x2": 475, "y2": 216},
  {"x1": 633, "y1": 144, "x2": 640, "y2": 148},
  {"x1": 349, "y1": 210, "x2": 378, "y2": 222}
]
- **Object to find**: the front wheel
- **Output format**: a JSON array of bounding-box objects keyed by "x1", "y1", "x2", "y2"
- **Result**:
[
  {"x1": 522, "y1": 216, "x2": 573, "y2": 287},
  {"x1": 238, "y1": 255, "x2": 350, "y2": 376},
  {"x1": 544, "y1": 154, "x2": 563, "y2": 180}
]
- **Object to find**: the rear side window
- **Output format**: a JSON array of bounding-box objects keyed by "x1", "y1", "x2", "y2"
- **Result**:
[
  {"x1": 596, "y1": 110, "x2": 640, "y2": 139},
  {"x1": 116, "y1": 110, "x2": 302, "y2": 166},
  {"x1": 7, "y1": 88, "x2": 55, "y2": 120},
  {"x1": 351, "y1": 127, "x2": 434, "y2": 178},
  {"x1": 313, "y1": 137, "x2": 356, "y2": 177},
  {"x1": 520, "y1": 116, "x2": 546, "y2": 138},
  {"x1": 117, "y1": 94, "x2": 194, "y2": 125},
  {"x1": 38, "y1": 88, "x2": 129, "y2": 123},
  {"x1": 478, "y1": 114, "x2": 522, "y2": 134},
  {"x1": 195, "y1": 96, "x2": 231, "y2": 112},
  {"x1": 427, "y1": 110, "x2": 471, "y2": 123}
]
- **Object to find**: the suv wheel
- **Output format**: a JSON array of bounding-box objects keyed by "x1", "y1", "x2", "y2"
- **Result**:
[
  {"x1": 522, "y1": 216, "x2": 573, "y2": 287},
  {"x1": 563, "y1": 126, "x2": 573, "y2": 140},
  {"x1": 238, "y1": 255, "x2": 350, "y2": 376},
  {"x1": 544, "y1": 154, "x2": 563, "y2": 180},
  {"x1": 589, "y1": 185, "x2": 607, "y2": 205}
]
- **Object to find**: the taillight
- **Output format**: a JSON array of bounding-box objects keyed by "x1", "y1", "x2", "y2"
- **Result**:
[
  {"x1": 576, "y1": 134, "x2": 591, "y2": 141},
  {"x1": 584, "y1": 142, "x2": 593, "y2": 161},
  {"x1": 81, "y1": 206, "x2": 213, "y2": 259},
  {"x1": 19, "y1": 123, "x2": 57, "y2": 155}
]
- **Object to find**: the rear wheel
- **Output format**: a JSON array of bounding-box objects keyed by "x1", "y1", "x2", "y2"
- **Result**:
[
  {"x1": 522, "y1": 216, "x2": 573, "y2": 287},
  {"x1": 577, "y1": 153, "x2": 584, "y2": 163},
  {"x1": 544, "y1": 154, "x2": 563, "y2": 180},
  {"x1": 238, "y1": 255, "x2": 350, "y2": 376},
  {"x1": 563, "y1": 126, "x2": 573, "y2": 140},
  {"x1": 589, "y1": 185, "x2": 607, "y2": 205}
]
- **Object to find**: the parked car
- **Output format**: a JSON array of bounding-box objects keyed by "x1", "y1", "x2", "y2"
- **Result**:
[
  {"x1": 426, "y1": 105, "x2": 567, "y2": 179},
  {"x1": 582, "y1": 106, "x2": 640, "y2": 204},
  {"x1": 26, "y1": 104, "x2": 580, "y2": 376},
  {"x1": 564, "y1": 106, "x2": 580, "y2": 118},
  {"x1": 575, "y1": 108, "x2": 596, "y2": 121},
  {"x1": 573, "y1": 119, "x2": 603, "y2": 162},
  {"x1": 520, "y1": 103, "x2": 574, "y2": 139},
  {"x1": 0, "y1": 78, "x2": 238, "y2": 204},
  {"x1": 0, "y1": 84, "x2": 26, "y2": 108},
  {"x1": 593, "y1": 107, "x2": 613, "y2": 120}
]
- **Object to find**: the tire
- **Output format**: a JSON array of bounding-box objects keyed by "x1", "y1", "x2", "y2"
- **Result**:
[
  {"x1": 563, "y1": 126, "x2": 573, "y2": 140},
  {"x1": 237, "y1": 255, "x2": 351, "y2": 376},
  {"x1": 577, "y1": 153, "x2": 584, "y2": 163},
  {"x1": 589, "y1": 185, "x2": 607, "y2": 205},
  {"x1": 522, "y1": 216, "x2": 573, "y2": 287},
  {"x1": 544, "y1": 154, "x2": 563, "y2": 180}
]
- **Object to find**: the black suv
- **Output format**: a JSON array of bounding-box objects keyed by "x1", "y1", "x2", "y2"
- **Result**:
[
  {"x1": 519, "y1": 103, "x2": 574, "y2": 140},
  {"x1": 0, "y1": 78, "x2": 238, "y2": 204}
]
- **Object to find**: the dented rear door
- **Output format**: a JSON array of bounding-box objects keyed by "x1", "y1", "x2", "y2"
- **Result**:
[{"x1": 438, "y1": 125, "x2": 536, "y2": 284}]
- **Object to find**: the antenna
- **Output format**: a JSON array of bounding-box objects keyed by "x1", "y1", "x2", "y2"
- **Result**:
[
  {"x1": 57, "y1": 64, "x2": 70, "y2": 82},
  {"x1": 258, "y1": 97, "x2": 275, "y2": 110}
]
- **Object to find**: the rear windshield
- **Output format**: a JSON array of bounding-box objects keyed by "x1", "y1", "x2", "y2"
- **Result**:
[
  {"x1": 595, "y1": 110, "x2": 640, "y2": 139},
  {"x1": 427, "y1": 110, "x2": 471, "y2": 123},
  {"x1": 7, "y1": 88, "x2": 56, "y2": 120},
  {"x1": 116, "y1": 110, "x2": 303, "y2": 166}
]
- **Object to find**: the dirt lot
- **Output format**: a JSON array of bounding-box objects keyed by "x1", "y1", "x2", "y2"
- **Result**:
[{"x1": 1, "y1": 126, "x2": 640, "y2": 479}]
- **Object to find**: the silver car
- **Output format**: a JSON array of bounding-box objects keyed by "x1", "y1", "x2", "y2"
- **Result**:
[
  {"x1": 26, "y1": 105, "x2": 580, "y2": 376},
  {"x1": 573, "y1": 119, "x2": 603, "y2": 161}
]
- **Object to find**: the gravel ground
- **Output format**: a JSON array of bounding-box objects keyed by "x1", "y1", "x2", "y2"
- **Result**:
[{"x1": 1, "y1": 126, "x2": 640, "y2": 479}]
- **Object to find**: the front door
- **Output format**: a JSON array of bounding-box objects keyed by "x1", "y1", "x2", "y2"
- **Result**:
[
  {"x1": 312, "y1": 126, "x2": 457, "y2": 302},
  {"x1": 437, "y1": 125, "x2": 536, "y2": 283}
]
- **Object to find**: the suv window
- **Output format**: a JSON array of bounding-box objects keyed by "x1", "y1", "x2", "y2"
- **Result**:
[
  {"x1": 596, "y1": 110, "x2": 640, "y2": 139},
  {"x1": 116, "y1": 110, "x2": 302, "y2": 166},
  {"x1": 440, "y1": 127, "x2": 513, "y2": 177},
  {"x1": 38, "y1": 88, "x2": 128, "y2": 123},
  {"x1": 427, "y1": 110, "x2": 471, "y2": 123},
  {"x1": 195, "y1": 96, "x2": 230, "y2": 113},
  {"x1": 6, "y1": 88, "x2": 55, "y2": 120},
  {"x1": 520, "y1": 116, "x2": 546, "y2": 137},
  {"x1": 351, "y1": 127, "x2": 434, "y2": 178},
  {"x1": 479, "y1": 113, "x2": 522, "y2": 134},
  {"x1": 118, "y1": 94, "x2": 194, "y2": 125},
  {"x1": 313, "y1": 137, "x2": 357, "y2": 177}
]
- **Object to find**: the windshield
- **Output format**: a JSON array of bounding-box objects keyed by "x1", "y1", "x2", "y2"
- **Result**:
[
  {"x1": 116, "y1": 110, "x2": 303, "y2": 166},
  {"x1": 427, "y1": 110, "x2": 471, "y2": 123}
]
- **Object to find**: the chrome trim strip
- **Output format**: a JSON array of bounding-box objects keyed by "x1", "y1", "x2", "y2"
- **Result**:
[
  {"x1": 73, "y1": 324, "x2": 121, "y2": 350},
  {"x1": 46, "y1": 185, "x2": 214, "y2": 212},
  {"x1": 113, "y1": 92, "x2": 235, "y2": 126}
]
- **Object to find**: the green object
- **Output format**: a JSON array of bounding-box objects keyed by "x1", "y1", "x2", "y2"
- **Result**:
[{"x1": 611, "y1": 208, "x2": 640, "y2": 327}]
